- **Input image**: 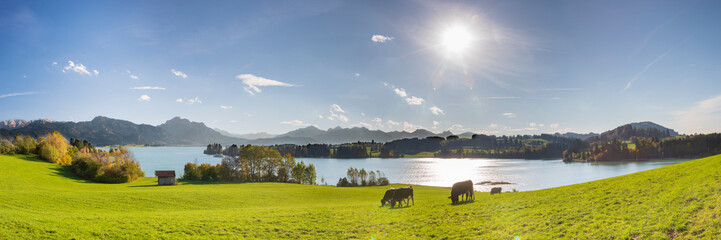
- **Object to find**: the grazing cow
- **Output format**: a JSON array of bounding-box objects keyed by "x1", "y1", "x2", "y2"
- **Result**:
[
  {"x1": 381, "y1": 188, "x2": 397, "y2": 206},
  {"x1": 490, "y1": 187, "x2": 502, "y2": 195},
  {"x1": 390, "y1": 186, "x2": 414, "y2": 207},
  {"x1": 448, "y1": 180, "x2": 474, "y2": 204}
]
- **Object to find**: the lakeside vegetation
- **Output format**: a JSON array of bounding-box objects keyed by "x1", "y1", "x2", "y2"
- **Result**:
[
  {"x1": 189, "y1": 145, "x2": 316, "y2": 184},
  {"x1": 1, "y1": 153, "x2": 720, "y2": 238},
  {"x1": 336, "y1": 167, "x2": 390, "y2": 187},
  {"x1": 563, "y1": 125, "x2": 721, "y2": 162}
]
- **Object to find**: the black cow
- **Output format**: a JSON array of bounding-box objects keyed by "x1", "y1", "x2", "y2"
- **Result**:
[
  {"x1": 381, "y1": 188, "x2": 397, "y2": 206},
  {"x1": 448, "y1": 180, "x2": 474, "y2": 204},
  {"x1": 390, "y1": 186, "x2": 414, "y2": 207}
]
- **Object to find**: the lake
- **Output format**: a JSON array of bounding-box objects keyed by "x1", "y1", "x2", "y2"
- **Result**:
[{"x1": 125, "y1": 147, "x2": 690, "y2": 191}]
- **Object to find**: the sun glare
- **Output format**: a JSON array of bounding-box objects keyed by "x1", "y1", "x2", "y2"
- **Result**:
[{"x1": 441, "y1": 25, "x2": 473, "y2": 55}]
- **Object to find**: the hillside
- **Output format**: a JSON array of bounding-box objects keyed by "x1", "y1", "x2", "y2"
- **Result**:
[{"x1": 1, "y1": 154, "x2": 720, "y2": 239}]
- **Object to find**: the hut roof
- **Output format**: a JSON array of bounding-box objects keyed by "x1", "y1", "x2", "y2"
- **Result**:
[{"x1": 155, "y1": 170, "x2": 176, "y2": 177}]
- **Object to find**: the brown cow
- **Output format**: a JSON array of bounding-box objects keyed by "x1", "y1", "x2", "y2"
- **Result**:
[
  {"x1": 448, "y1": 180, "x2": 474, "y2": 204},
  {"x1": 390, "y1": 186, "x2": 414, "y2": 207},
  {"x1": 381, "y1": 188, "x2": 397, "y2": 206}
]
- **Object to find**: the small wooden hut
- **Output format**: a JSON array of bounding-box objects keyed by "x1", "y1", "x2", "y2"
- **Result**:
[{"x1": 155, "y1": 170, "x2": 176, "y2": 186}]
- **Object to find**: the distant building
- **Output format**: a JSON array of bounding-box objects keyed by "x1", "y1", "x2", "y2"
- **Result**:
[{"x1": 155, "y1": 170, "x2": 176, "y2": 186}]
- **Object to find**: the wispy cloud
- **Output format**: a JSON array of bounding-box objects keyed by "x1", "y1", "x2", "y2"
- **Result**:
[
  {"x1": 482, "y1": 96, "x2": 519, "y2": 99},
  {"x1": 236, "y1": 74, "x2": 296, "y2": 95},
  {"x1": 673, "y1": 94, "x2": 721, "y2": 134},
  {"x1": 330, "y1": 104, "x2": 345, "y2": 113},
  {"x1": 0, "y1": 92, "x2": 36, "y2": 99},
  {"x1": 62, "y1": 60, "x2": 98, "y2": 76},
  {"x1": 394, "y1": 88, "x2": 407, "y2": 97},
  {"x1": 387, "y1": 120, "x2": 400, "y2": 127},
  {"x1": 502, "y1": 113, "x2": 516, "y2": 118},
  {"x1": 130, "y1": 75, "x2": 139, "y2": 80},
  {"x1": 541, "y1": 88, "x2": 580, "y2": 91},
  {"x1": 429, "y1": 106, "x2": 445, "y2": 115},
  {"x1": 371, "y1": 35, "x2": 394, "y2": 43},
  {"x1": 489, "y1": 124, "x2": 499, "y2": 128},
  {"x1": 550, "y1": 123, "x2": 560, "y2": 128},
  {"x1": 327, "y1": 104, "x2": 348, "y2": 122},
  {"x1": 354, "y1": 73, "x2": 360, "y2": 78},
  {"x1": 138, "y1": 95, "x2": 150, "y2": 101},
  {"x1": 403, "y1": 122, "x2": 423, "y2": 132},
  {"x1": 130, "y1": 86, "x2": 165, "y2": 90},
  {"x1": 176, "y1": 97, "x2": 202, "y2": 104},
  {"x1": 220, "y1": 105, "x2": 232, "y2": 110},
  {"x1": 280, "y1": 120, "x2": 311, "y2": 126},
  {"x1": 621, "y1": 47, "x2": 675, "y2": 92},
  {"x1": 171, "y1": 69, "x2": 188, "y2": 78},
  {"x1": 405, "y1": 96, "x2": 425, "y2": 105},
  {"x1": 432, "y1": 121, "x2": 440, "y2": 129}
]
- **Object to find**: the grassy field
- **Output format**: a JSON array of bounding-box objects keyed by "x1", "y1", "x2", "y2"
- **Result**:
[{"x1": 1, "y1": 154, "x2": 720, "y2": 239}]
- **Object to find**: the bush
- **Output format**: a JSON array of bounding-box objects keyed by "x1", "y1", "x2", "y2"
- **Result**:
[
  {"x1": 70, "y1": 155, "x2": 103, "y2": 179},
  {"x1": 0, "y1": 140, "x2": 15, "y2": 155},
  {"x1": 377, "y1": 177, "x2": 390, "y2": 186},
  {"x1": 183, "y1": 163, "x2": 202, "y2": 180},
  {"x1": 336, "y1": 177, "x2": 350, "y2": 187}
]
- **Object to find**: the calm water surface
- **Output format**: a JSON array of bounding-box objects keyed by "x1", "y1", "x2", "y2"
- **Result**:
[{"x1": 125, "y1": 147, "x2": 690, "y2": 191}]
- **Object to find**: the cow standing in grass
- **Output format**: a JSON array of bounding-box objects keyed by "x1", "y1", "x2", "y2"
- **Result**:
[
  {"x1": 381, "y1": 188, "x2": 397, "y2": 206},
  {"x1": 449, "y1": 180, "x2": 474, "y2": 204},
  {"x1": 390, "y1": 186, "x2": 414, "y2": 208}
]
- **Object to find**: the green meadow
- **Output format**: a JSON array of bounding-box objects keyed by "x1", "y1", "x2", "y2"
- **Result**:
[{"x1": 1, "y1": 154, "x2": 720, "y2": 239}]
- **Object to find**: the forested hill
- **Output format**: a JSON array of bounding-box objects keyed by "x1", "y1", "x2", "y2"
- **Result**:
[{"x1": 587, "y1": 122, "x2": 679, "y2": 143}]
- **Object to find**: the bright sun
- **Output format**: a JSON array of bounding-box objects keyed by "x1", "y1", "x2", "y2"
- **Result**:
[{"x1": 441, "y1": 25, "x2": 473, "y2": 54}]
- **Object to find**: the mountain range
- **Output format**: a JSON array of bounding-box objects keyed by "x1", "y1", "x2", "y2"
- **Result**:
[{"x1": 0, "y1": 116, "x2": 680, "y2": 146}]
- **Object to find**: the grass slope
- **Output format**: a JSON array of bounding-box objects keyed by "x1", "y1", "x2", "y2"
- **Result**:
[{"x1": 1, "y1": 154, "x2": 720, "y2": 239}]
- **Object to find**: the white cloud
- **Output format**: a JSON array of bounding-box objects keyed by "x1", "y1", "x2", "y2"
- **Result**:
[
  {"x1": 372, "y1": 118, "x2": 382, "y2": 124},
  {"x1": 510, "y1": 127, "x2": 538, "y2": 132},
  {"x1": 358, "y1": 122, "x2": 373, "y2": 129},
  {"x1": 236, "y1": 74, "x2": 295, "y2": 95},
  {"x1": 502, "y1": 113, "x2": 517, "y2": 118},
  {"x1": 673, "y1": 94, "x2": 721, "y2": 134},
  {"x1": 327, "y1": 113, "x2": 349, "y2": 122},
  {"x1": 131, "y1": 86, "x2": 165, "y2": 90},
  {"x1": 130, "y1": 75, "x2": 139, "y2": 80},
  {"x1": 432, "y1": 121, "x2": 440, "y2": 129},
  {"x1": 405, "y1": 96, "x2": 425, "y2": 105},
  {"x1": 489, "y1": 124, "x2": 499, "y2": 128},
  {"x1": 318, "y1": 115, "x2": 324, "y2": 119},
  {"x1": 403, "y1": 122, "x2": 423, "y2": 132},
  {"x1": 187, "y1": 97, "x2": 202, "y2": 104},
  {"x1": 550, "y1": 123, "x2": 560, "y2": 128},
  {"x1": 138, "y1": 95, "x2": 150, "y2": 101},
  {"x1": 539, "y1": 123, "x2": 545, "y2": 127},
  {"x1": 229, "y1": 120, "x2": 237, "y2": 123},
  {"x1": 361, "y1": 112, "x2": 365, "y2": 117},
  {"x1": 0, "y1": 92, "x2": 36, "y2": 99},
  {"x1": 529, "y1": 122, "x2": 537, "y2": 127},
  {"x1": 171, "y1": 69, "x2": 188, "y2": 78},
  {"x1": 280, "y1": 120, "x2": 311, "y2": 126},
  {"x1": 483, "y1": 96, "x2": 518, "y2": 99},
  {"x1": 175, "y1": 98, "x2": 183, "y2": 103},
  {"x1": 372, "y1": 35, "x2": 394, "y2": 43},
  {"x1": 387, "y1": 120, "x2": 400, "y2": 126},
  {"x1": 449, "y1": 124, "x2": 468, "y2": 132},
  {"x1": 429, "y1": 106, "x2": 445, "y2": 115},
  {"x1": 394, "y1": 88, "x2": 407, "y2": 97},
  {"x1": 220, "y1": 105, "x2": 232, "y2": 110},
  {"x1": 52, "y1": 61, "x2": 57, "y2": 65},
  {"x1": 330, "y1": 104, "x2": 345, "y2": 113},
  {"x1": 354, "y1": 73, "x2": 360, "y2": 78},
  {"x1": 63, "y1": 60, "x2": 98, "y2": 76}
]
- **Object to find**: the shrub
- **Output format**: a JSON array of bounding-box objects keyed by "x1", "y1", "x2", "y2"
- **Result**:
[
  {"x1": 336, "y1": 177, "x2": 350, "y2": 187},
  {"x1": 0, "y1": 140, "x2": 15, "y2": 155},
  {"x1": 70, "y1": 155, "x2": 103, "y2": 179},
  {"x1": 183, "y1": 163, "x2": 202, "y2": 180},
  {"x1": 377, "y1": 177, "x2": 390, "y2": 186}
]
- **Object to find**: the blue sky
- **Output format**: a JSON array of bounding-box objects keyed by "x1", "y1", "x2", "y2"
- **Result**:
[{"x1": 1, "y1": 0, "x2": 720, "y2": 135}]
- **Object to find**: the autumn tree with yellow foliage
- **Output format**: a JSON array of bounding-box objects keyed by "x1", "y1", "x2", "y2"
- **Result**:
[{"x1": 38, "y1": 131, "x2": 72, "y2": 165}]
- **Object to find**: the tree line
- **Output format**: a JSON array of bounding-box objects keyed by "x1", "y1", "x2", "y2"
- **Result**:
[
  {"x1": 187, "y1": 145, "x2": 317, "y2": 184},
  {"x1": 563, "y1": 133, "x2": 721, "y2": 162}
]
